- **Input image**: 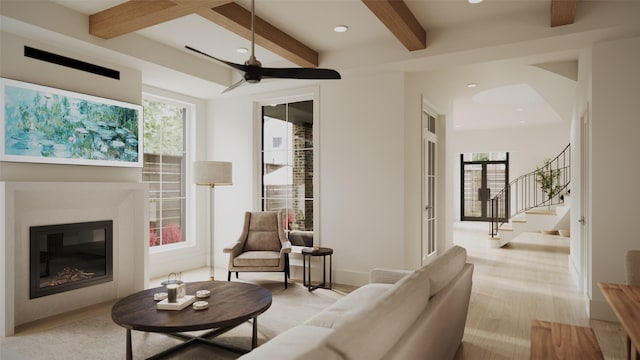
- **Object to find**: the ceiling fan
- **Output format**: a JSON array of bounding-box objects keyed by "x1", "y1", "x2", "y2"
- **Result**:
[{"x1": 186, "y1": 0, "x2": 341, "y2": 93}]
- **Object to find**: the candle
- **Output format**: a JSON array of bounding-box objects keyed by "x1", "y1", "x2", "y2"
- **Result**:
[{"x1": 166, "y1": 284, "x2": 178, "y2": 303}]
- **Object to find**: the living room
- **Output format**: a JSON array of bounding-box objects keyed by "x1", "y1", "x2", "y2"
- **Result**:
[{"x1": 1, "y1": 0, "x2": 640, "y2": 358}]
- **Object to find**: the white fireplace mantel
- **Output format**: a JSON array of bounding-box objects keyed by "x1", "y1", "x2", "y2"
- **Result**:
[{"x1": 0, "y1": 181, "x2": 149, "y2": 338}]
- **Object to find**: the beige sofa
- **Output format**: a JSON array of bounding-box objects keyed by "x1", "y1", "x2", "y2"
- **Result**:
[{"x1": 240, "y1": 245, "x2": 474, "y2": 360}]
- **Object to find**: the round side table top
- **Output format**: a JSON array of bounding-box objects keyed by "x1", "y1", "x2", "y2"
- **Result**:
[{"x1": 301, "y1": 247, "x2": 333, "y2": 256}]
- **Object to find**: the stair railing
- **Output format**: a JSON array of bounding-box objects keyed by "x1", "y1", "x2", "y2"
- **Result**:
[{"x1": 490, "y1": 144, "x2": 571, "y2": 238}]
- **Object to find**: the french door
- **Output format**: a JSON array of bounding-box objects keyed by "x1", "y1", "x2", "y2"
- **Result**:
[
  {"x1": 461, "y1": 154, "x2": 509, "y2": 221},
  {"x1": 422, "y1": 109, "x2": 437, "y2": 264}
]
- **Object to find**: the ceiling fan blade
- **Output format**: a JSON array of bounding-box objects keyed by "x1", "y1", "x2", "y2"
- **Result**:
[
  {"x1": 185, "y1": 45, "x2": 248, "y2": 73},
  {"x1": 257, "y1": 67, "x2": 341, "y2": 80},
  {"x1": 222, "y1": 78, "x2": 247, "y2": 94}
]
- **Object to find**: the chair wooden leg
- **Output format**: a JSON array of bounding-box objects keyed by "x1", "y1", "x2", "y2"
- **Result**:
[
  {"x1": 285, "y1": 254, "x2": 291, "y2": 279},
  {"x1": 284, "y1": 270, "x2": 288, "y2": 289},
  {"x1": 235, "y1": 272, "x2": 239, "y2": 279},
  {"x1": 227, "y1": 271, "x2": 231, "y2": 282}
]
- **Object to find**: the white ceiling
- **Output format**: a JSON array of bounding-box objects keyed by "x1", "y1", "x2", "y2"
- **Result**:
[{"x1": 17, "y1": 1, "x2": 640, "y2": 130}]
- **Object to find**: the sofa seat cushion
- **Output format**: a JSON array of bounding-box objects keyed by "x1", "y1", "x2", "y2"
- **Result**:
[
  {"x1": 324, "y1": 263, "x2": 433, "y2": 360},
  {"x1": 239, "y1": 325, "x2": 342, "y2": 360},
  {"x1": 304, "y1": 283, "x2": 392, "y2": 329},
  {"x1": 233, "y1": 251, "x2": 280, "y2": 267}
]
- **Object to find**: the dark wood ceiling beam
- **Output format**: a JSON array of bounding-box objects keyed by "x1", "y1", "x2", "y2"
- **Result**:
[
  {"x1": 550, "y1": 0, "x2": 577, "y2": 27},
  {"x1": 198, "y1": 3, "x2": 318, "y2": 68},
  {"x1": 90, "y1": 0, "x2": 232, "y2": 39},
  {"x1": 362, "y1": 0, "x2": 426, "y2": 51}
]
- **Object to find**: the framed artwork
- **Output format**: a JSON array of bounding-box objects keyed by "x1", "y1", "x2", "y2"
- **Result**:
[{"x1": 0, "y1": 78, "x2": 142, "y2": 167}]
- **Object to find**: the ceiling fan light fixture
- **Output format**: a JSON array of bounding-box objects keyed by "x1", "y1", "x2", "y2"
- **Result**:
[
  {"x1": 236, "y1": 47, "x2": 248, "y2": 54},
  {"x1": 334, "y1": 25, "x2": 349, "y2": 33}
]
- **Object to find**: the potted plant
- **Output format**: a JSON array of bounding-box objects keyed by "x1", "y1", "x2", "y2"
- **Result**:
[{"x1": 535, "y1": 159, "x2": 562, "y2": 205}]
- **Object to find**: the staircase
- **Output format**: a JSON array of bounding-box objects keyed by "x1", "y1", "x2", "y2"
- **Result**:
[{"x1": 488, "y1": 144, "x2": 571, "y2": 248}]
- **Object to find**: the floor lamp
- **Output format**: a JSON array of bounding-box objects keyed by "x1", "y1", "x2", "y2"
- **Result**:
[{"x1": 193, "y1": 161, "x2": 232, "y2": 281}]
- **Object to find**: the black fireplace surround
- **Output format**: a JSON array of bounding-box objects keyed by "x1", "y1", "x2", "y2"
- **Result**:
[{"x1": 29, "y1": 220, "x2": 113, "y2": 299}]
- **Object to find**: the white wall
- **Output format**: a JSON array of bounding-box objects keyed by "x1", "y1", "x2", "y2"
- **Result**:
[
  {"x1": 589, "y1": 35, "x2": 640, "y2": 320},
  {"x1": 568, "y1": 48, "x2": 592, "y2": 307},
  {"x1": 0, "y1": 31, "x2": 142, "y2": 182},
  {"x1": 319, "y1": 72, "x2": 406, "y2": 285},
  {"x1": 208, "y1": 96, "x2": 255, "y2": 272},
  {"x1": 211, "y1": 73, "x2": 407, "y2": 286}
]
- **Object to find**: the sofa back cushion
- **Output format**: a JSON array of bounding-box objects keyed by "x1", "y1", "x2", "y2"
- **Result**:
[
  {"x1": 324, "y1": 265, "x2": 432, "y2": 360},
  {"x1": 423, "y1": 245, "x2": 467, "y2": 296},
  {"x1": 244, "y1": 212, "x2": 282, "y2": 252}
]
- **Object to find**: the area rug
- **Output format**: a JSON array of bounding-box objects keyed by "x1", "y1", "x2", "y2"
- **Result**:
[{"x1": 0, "y1": 277, "x2": 343, "y2": 360}]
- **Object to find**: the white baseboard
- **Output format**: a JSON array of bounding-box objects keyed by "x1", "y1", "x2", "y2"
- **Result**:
[{"x1": 589, "y1": 298, "x2": 618, "y2": 322}]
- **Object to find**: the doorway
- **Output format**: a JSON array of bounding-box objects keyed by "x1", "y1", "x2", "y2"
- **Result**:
[{"x1": 460, "y1": 153, "x2": 509, "y2": 221}]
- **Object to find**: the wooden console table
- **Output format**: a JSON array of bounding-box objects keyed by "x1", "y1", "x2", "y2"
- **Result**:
[{"x1": 598, "y1": 282, "x2": 640, "y2": 360}]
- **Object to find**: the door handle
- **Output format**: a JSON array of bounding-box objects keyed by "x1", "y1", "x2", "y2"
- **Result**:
[{"x1": 578, "y1": 217, "x2": 585, "y2": 225}]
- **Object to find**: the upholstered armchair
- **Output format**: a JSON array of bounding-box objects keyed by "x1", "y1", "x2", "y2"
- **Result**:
[{"x1": 223, "y1": 211, "x2": 292, "y2": 288}]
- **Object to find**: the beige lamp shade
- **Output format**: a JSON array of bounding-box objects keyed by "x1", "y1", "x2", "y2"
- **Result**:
[{"x1": 193, "y1": 161, "x2": 232, "y2": 186}]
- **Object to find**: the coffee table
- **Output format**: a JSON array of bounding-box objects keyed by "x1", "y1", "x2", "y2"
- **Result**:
[{"x1": 112, "y1": 281, "x2": 272, "y2": 360}]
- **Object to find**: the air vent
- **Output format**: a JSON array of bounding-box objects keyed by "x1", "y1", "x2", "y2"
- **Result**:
[{"x1": 24, "y1": 46, "x2": 120, "y2": 80}]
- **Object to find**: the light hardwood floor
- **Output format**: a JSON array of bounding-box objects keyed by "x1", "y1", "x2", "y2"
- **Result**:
[
  {"x1": 11, "y1": 223, "x2": 625, "y2": 359},
  {"x1": 453, "y1": 222, "x2": 626, "y2": 360}
]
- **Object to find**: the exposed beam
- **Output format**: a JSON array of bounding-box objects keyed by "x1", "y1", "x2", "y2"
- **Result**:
[
  {"x1": 90, "y1": 0, "x2": 232, "y2": 39},
  {"x1": 550, "y1": 0, "x2": 577, "y2": 27},
  {"x1": 198, "y1": 3, "x2": 318, "y2": 68},
  {"x1": 362, "y1": 0, "x2": 426, "y2": 51}
]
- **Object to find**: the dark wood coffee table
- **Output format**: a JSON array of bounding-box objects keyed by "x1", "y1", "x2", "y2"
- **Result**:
[{"x1": 112, "y1": 281, "x2": 272, "y2": 360}]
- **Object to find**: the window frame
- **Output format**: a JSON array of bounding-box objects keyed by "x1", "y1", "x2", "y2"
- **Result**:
[
  {"x1": 142, "y1": 90, "x2": 200, "y2": 278},
  {"x1": 253, "y1": 88, "x2": 320, "y2": 243}
]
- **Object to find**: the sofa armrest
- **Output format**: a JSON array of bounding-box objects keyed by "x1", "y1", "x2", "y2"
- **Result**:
[{"x1": 369, "y1": 268, "x2": 412, "y2": 284}]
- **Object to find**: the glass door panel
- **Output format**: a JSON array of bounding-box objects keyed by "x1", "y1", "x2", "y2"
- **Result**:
[{"x1": 461, "y1": 155, "x2": 508, "y2": 221}]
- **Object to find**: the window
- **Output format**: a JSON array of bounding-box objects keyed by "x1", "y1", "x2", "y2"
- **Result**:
[
  {"x1": 142, "y1": 97, "x2": 187, "y2": 247},
  {"x1": 261, "y1": 100, "x2": 314, "y2": 231}
]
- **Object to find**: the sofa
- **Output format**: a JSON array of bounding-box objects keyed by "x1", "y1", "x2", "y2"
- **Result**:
[{"x1": 239, "y1": 245, "x2": 474, "y2": 360}]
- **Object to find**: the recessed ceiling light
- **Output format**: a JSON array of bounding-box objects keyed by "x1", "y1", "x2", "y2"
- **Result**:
[
  {"x1": 334, "y1": 25, "x2": 349, "y2": 33},
  {"x1": 468, "y1": 0, "x2": 484, "y2": 4},
  {"x1": 467, "y1": 83, "x2": 477, "y2": 88},
  {"x1": 515, "y1": 107, "x2": 524, "y2": 112},
  {"x1": 519, "y1": 120, "x2": 526, "y2": 124},
  {"x1": 236, "y1": 47, "x2": 248, "y2": 54}
]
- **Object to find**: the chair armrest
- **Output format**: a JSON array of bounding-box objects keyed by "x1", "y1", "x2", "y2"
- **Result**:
[
  {"x1": 280, "y1": 241, "x2": 292, "y2": 254},
  {"x1": 369, "y1": 268, "x2": 412, "y2": 284},
  {"x1": 223, "y1": 241, "x2": 243, "y2": 256}
]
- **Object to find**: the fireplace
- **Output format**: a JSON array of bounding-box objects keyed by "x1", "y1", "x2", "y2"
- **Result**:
[{"x1": 29, "y1": 220, "x2": 113, "y2": 299}]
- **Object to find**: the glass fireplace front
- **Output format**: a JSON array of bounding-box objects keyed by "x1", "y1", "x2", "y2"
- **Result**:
[{"x1": 29, "y1": 220, "x2": 113, "y2": 299}]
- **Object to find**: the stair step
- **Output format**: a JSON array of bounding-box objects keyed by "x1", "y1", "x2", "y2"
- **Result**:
[
  {"x1": 512, "y1": 217, "x2": 527, "y2": 223},
  {"x1": 499, "y1": 224, "x2": 513, "y2": 231},
  {"x1": 525, "y1": 209, "x2": 557, "y2": 215}
]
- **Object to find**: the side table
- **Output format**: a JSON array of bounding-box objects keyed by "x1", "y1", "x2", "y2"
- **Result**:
[{"x1": 302, "y1": 247, "x2": 333, "y2": 292}]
